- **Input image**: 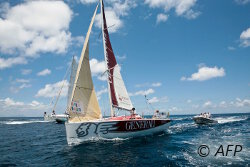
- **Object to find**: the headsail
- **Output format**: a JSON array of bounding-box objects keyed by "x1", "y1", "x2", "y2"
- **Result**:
[
  {"x1": 67, "y1": 57, "x2": 77, "y2": 109},
  {"x1": 68, "y1": 4, "x2": 101, "y2": 122},
  {"x1": 101, "y1": 0, "x2": 133, "y2": 112}
]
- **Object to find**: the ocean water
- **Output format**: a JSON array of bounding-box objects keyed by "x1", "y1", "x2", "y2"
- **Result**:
[{"x1": 0, "y1": 113, "x2": 249, "y2": 166}]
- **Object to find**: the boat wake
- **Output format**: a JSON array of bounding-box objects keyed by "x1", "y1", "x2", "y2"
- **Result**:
[
  {"x1": 1, "y1": 120, "x2": 48, "y2": 125},
  {"x1": 168, "y1": 122, "x2": 196, "y2": 134},
  {"x1": 215, "y1": 116, "x2": 247, "y2": 124},
  {"x1": 68, "y1": 137, "x2": 131, "y2": 146}
]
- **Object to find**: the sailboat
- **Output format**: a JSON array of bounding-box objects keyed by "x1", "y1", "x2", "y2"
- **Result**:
[
  {"x1": 44, "y1": 57, "x2": 77, "y2": 123},
  {"x1": 65, "y1": 0, "x2": 171, "y2": 145}
]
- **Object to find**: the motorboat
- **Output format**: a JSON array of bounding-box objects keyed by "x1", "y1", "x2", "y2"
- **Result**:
[{"x1": 193, "y1": 114, "x2": 218, "y2": 124}]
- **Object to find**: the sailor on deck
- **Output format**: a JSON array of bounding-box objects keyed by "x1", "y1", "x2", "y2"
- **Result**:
[{"x1": 153, "y1": 110, "x2": 160, "y2": 118}]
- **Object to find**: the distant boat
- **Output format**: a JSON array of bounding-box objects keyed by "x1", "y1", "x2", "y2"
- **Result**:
[
  {"x1": 43, "y1": 57, "x2": 77, "y2": 123},
  {"x1": 193, "y1": 113, "x2": 218, "y2": 124},
  {"x1": 65, "y1": 0, "x2": 171, "y2": 145},
  {"x1": 44, "y1": 113, "x2": 68, "y2": 123}
]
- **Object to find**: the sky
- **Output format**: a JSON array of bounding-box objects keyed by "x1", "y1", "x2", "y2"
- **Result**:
[{"x1": 0, "y1": 0, "x2": 249, "y2": 117}]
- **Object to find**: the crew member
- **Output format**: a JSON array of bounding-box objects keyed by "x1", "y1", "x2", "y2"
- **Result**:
[{"x1": 153, "y1": 110, "x2": 160, "y2": 118}]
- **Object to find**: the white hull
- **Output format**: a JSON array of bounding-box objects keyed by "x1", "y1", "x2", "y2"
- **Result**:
[
  {"x1": 44, "y1": 114, "x2": 68, "y2": 122},
  {"x1": 193, "y1": 116, "x2": 218, "y2": 124},
  {"x1": 65, "y1": 119, "x2": 170, "y2": 145}
]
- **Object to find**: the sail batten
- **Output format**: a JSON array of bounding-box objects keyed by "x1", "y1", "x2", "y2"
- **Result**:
[
  {"x1": 68, "y1": 4, "x2": 101, "y2": 122},
  {"x1": 101, "y1": 0, "x2": 133, "y2": 112}
]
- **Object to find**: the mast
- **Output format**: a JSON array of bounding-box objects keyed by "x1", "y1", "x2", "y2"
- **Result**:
[
  {"x1": 100, "y1": 0, "x2": 133, "y2": 114},
  {"x1": 100, "y1": 0, "x2": 114, "y2": 117}
]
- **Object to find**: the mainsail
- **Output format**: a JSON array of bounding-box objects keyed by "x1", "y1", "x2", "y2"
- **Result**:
[
  {"x1": 67, "y1": 57, "x2": 77, "y2": 109},
  {"x1": 101, "y1": 0, "x2": 133, "y2": 113},
  {"x1": 68, "y1": 4, "x2": 101, "y2": 122}
]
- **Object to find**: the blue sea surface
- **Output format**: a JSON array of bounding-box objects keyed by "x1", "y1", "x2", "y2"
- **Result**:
[{"x1": 0, "y1": 113, "x2": 249, "y2": 166}]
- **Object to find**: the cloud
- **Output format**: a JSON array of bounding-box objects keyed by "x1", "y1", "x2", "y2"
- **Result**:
[
  {"x1": 0, "y1": 56, "x2": 28, "y2": 69},
  {"x1": 0, "y1": 1, "x2": 75, "y2": 69},
  {"x1": 235, "y1": 0, "x2": 250, "y2": 5},
  {"x1": 89, "y1": 58, "x2": 107, "y2": 81},
  {"x1": 152, "y1": 82, "x2": 162, "y2": 87},
  {"x1": 36, "y1": 80, "x2": 69, "y2": 98},
  {"x1": 96, "y1": 88, "x2": 108, "y2": 100},
  {"x1": 1, "y1": 97, "x2": 24, "y2": 106},
  {"x1": 233, "y1": 98, "x2": 250, "y2": 107},
  {"x1": 148, "y1": 97, "x2": 159, "y2": 103},
  {"x1": 89, "y1": 58, "x2": 106, "y2": 75},
  {"x1": 16, "y1": 78, "x2": 30, "y2": 83},
  {"x1": 94, "y1": 0, "x2": 136, "y2": 33},
  {"x1": 21, "y1": 69, "x2": 32, "y2": 75},
  {"x1": 168, "y1": 106, "x2": 182, "y2": 112},
  {"x1": 187, "y1": 99, "x2": 192, "y2": 103},
  {"x1": 148, "y1": 96, "x2": 168, "y2": 103},
  {"x1": 136, "y1": 82, "x2": 162, "y2": 88},
  {"x1": 95, "y1": 10, "x2": 123, "y2": 33},
  {"x1": 227, "y1": 46, "x2": 236, "y2": 51},
  {"x1": 240, "y1": 27, "x2": 250, "y2": 47},
  {"x1": 181, "y1": 65, "x2": 225, "y2": 81},
  {"x1": 156, "y1": 13, "x2": 168, "y2": 24},
  {"x1": 78, "y1": 0, "x2": 98, "y2": 4},
  {"x1": 145, "y1": 0, "x2": 200, "y2": 20},
  {"x1": 70, "y1": 35, "x2": 84, "y2": 47},
  {"x1": 116, "y1": 55, "x2": 127, "y2": 60},
  {"x1": 0, "y1": 1, "x2": 73, "y2": 55},
  {"x1": 202, "y1": 101, "x2": 215, "y2": 108},
  {"x1": 37, "y1": 69, "x2": 51, "y2": 76},
  {"x1": 0, "y1": 97, "x2": 49, "y2": 117},
  {"x1": 129, "y1": 88, "x2": 154, "y2": 96},
  {"x1": 219, "y1": 101, "x2": 227, "y2": 108},
  {"x1": 9, "y1": 78, "x2": 31, "y2": 93}
]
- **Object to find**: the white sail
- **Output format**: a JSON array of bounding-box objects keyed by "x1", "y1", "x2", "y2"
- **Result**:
[
  {"x1": 68, "y1": 4, "x2": 101, "y2": 122},
  {"x1": 67, "y1": 57, "x2": 77, "y2": 109},
  {"x1": 101, "y1": 0, "x2": 133, "y2": 111},
  {"x1": 113, "y1": 65, "x2": 133, "y2": 110}
]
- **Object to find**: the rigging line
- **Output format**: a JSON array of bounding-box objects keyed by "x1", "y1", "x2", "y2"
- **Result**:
[
  {"x1": 101, "y1": 66, "x2": 116, "y2": 76},
  {"x1": 144, "y1": 95, "x2": 150, "y2": 112},
  {"x1": 144, "y1": 95, "x2": 155, "y2": 112},
  {"x1": 106, "y1": 45, "x2": 115, "y2": 55},
  {"x1": 98, "y1": 24, "x2": 115, "y2": 39},
  {"x1": 51, "y1": 62, "x2": 71, "y2": 112},
  {"x1": 100, "y1": 64, "x2": 123, "y2": 77}
]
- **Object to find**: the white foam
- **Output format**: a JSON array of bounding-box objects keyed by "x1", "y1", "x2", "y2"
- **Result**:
[
  {"x1": 68, "y1": 136, "x2": 130, "y2": 146},
  {"x1": 216, "y1": 116, "x2": 247, "y2": 124},
  {"x1": 3, "y1": 120, "x2": 47, "y2": 125}
]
